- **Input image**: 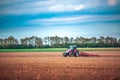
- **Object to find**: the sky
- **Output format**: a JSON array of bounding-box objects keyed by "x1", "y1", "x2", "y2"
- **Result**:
[{"x1": 0, "y1": 0, "x2": 120, "y2": 39}]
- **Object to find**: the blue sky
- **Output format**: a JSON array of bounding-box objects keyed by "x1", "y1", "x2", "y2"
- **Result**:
[{"x1": 0, "y1": 0, "x2": 120, "y2": 39}]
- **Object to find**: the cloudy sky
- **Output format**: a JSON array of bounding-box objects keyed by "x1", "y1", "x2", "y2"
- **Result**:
[{"x1": 0, "y1": 0, "x2": 120, "y2": 39}]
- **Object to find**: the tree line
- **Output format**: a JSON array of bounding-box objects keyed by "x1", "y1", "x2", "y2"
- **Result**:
[{"x1": 0, "y1": 35, "x2": 120, "y2": 49}]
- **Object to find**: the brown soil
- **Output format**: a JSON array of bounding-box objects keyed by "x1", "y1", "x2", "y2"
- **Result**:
[{"x1": 0, "y1": 51, "x2": 120, "y2": 80}]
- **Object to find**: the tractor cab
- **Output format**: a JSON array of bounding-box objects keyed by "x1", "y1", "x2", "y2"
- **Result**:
[
  {"x1": 67, "y1": 46, "x2": 77, "y2": 52},
  {"x1": 63, "y1": 45, "x2": 79, "y2": 57},
  {"x1": 69, "y1": 46, "x2": 77, "y2": 50}
]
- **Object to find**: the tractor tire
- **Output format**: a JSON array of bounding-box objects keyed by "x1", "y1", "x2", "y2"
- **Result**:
[
  {"x1": 63, "y1": 53, "x2": 67, "y2": 57},
  {"x1": 74, "y1": 51, "x2": 79, "y2": 57},
  {"x1": 69, "y1": 52, "x2": 73, "y2": 57}
]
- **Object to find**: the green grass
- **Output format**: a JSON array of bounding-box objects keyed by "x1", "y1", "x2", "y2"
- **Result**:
[
  {"x1": 0, "y1": 48, "x2": 66, "y2": 52},
  {"x1": 0, "y1": 48, "x2": 120, "y2": 52}
]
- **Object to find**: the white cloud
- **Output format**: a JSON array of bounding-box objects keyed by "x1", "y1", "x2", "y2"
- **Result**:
[
  {"x1": 0, "y1": 0, "x2": 119, "y2": 15},
  {"x1": 49, "y1": 4, "x2": 85, "y2": 12},
  {"x1": 108, "y1": 0, "x2": 117, "y2": 6},
  {"x1": 28, "y1": 15, "x2": 120, "y2": 26},
  {"x1": 0, "y1": 0, "x2": 85, "y2": 15},
  {"x1": 28, "y1": 16, "x2": 89, "y2": 24},
  {"x1": 74, "y1": 5, "x2": 85, "y2": 10},
  {"x1": 0, "y1": 0, "x2": 53, "y2": 15},
  {"x1": 49, "y1": 4, "x2": 64, "y2": 12}
]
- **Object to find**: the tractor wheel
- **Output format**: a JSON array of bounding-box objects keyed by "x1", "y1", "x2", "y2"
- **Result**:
[
  {"x1": 63, "y1": 53, "x2": 67, "y2": 57},
  {"x1": 74, "y1": 51, "x2": 79, "y2": 57},
  {"x1": 69, "y1": 52, "x2": 73, "y2": 57}
]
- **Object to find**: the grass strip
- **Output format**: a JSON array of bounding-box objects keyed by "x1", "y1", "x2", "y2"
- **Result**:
[{"x1": 0, "y1": 48, "x2": 120, "y2": 52}]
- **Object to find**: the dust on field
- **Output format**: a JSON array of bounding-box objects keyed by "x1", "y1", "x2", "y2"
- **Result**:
[{"x1": 0, "y1": 52, "x2": 120, "y2": 80}]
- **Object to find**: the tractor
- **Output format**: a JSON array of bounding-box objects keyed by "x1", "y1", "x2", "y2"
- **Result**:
[
  {"x1": 63, "y1": 46, "x2": 100, "y2": 57},
  {"x1": 63, "y1": 45, "x2": 79, "y2": 57}
]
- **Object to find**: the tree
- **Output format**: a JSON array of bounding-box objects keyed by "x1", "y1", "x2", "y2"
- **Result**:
[
  {"x1": 69, "y1": 37, "x2": 74, "y2": 44},
  {"x1": 75, "y1": 37, "x2": 79, "y2": 44},
  {"x1": 90, "y1": 37, "x2": 97, "y2": 43},
  {"x1": 0, "y1": 39, "x2": 3, "y2": 45},
  {"x1": 118, "y1": 39, "x2": 120, "y2": 45},
  {"x1": 54, "y1": 35, "x2": 60, "y2": 47},
  {"x1": 47, "y1": 36, "x2": 50, "y2": 45},
  {"x1": 63, "y1": 36, "x2": 69, "y2": 47},
  {"x1": 35, "y1": 37, "x2": 43, "y2": 47},
  {"x1": 7, "y1": 36, "x2": 16, "y2": 44},
  {"x1": 43, "y1": 37, "x2": 47, "y2": 45}
]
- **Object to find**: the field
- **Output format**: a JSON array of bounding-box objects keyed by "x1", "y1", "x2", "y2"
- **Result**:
[{"x1": 0, "y1": 49, "x2": 120, "y2": 80}]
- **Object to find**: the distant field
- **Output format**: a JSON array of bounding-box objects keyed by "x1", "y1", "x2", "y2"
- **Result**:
[{"x1": 0, "y1": 48, "x2": 120, "y2": 52}]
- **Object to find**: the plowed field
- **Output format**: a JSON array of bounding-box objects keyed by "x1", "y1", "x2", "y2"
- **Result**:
[{"x1": 0, "y1": 51, "x2": 120, "y2": 80}]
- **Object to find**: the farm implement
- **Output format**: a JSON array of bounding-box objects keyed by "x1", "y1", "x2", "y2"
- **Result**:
[{"x1": 63, "y1": 46, "x2": 100, "y2": 57}]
